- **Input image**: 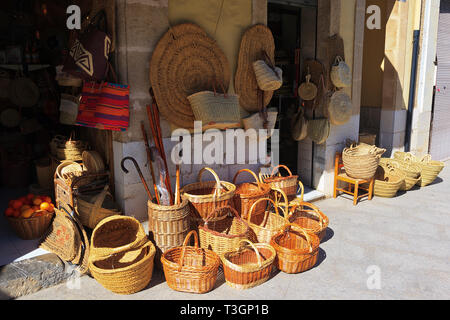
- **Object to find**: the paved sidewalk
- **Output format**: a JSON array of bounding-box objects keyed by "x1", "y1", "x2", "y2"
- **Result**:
[{"x1": 16, "y1": 162, "x2": 450, "y2": 300}]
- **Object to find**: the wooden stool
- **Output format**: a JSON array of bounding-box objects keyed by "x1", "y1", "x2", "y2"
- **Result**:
[{"x1": 333, "y1": 152, "x2": 374, "y2": 205}]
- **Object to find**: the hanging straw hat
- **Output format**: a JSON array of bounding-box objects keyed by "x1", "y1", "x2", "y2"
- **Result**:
[
  {"x1": 150, "y1": 23, "x2": 231, "y2": 129},
  {"x1": 326, "y1": 90, "x2": 353, "y2": 125},
  {"x1": 298, "y1": 74, "x2": 318, "y2": 101},
  {"x1": 235, "y1": 24, "x2": 276, "y2": 112},
  {"x1": 9, "y1": 78, "x2": 40, "y2": 108}
]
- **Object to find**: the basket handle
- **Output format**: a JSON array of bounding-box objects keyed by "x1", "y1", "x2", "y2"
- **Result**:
[
  {"x1": 283, "y1": 224, "x2": 313, "y2": 253},
  {"x1": 270, "y1": 165, "x2": 293, "y2": 178},
  {"x1": 247, "y1": 198, "x2": 287, "y2": 227},
  {"x1": 212, "y1": 79, "x2": 228, "y2": 99},
  {"x1": 203, "y1": 205, "x2": 240, "y2": 225},
  {"x1": 198, "y1": 167, "x2": 223, "y2": 196},
  {"x1": 288, "y1": 202, "x2": 326, "y2": 229},
  {"x1": 420, "y1": 154, "x2": 432, "y2": 164},
  {"x1": 178, "y1": 230, "x2": 200, "y2": 271},
  {"x1": 88, "y1": 185, "x2": 110, "y2": 228},
  {"x1": 334, "y1": 56, "x2": 344, "y2": 65},
  {"x1": 271, "y1": 187, "x2": 289, "y2": 216},
  {"x1": 238, "y1": 239, "x2": 263, "y2": 268},
  {"x1": 232, "y1": 169, "x2": 262, "y2": 189},
  {"x1": 297, "y1": 181, "x2": 305, "y2": 203}
]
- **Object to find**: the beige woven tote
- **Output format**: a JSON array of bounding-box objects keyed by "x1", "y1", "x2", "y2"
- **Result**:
[
  {"x1": 307, "y1": 118, "x2": 330, "y2": 145},
  {"x1": 253, "y1": 60, "x2": 283, "y2": 91},
  {"x1": 330, "y1": 56, "x2": 351, "y2": 88},
  {"x1": 326, "y1": 90, "x2": 352, "y2": 125},
  {"x1": 292, "y1": 108, "x2": 308, "y2": 141},
  {"x1": 242, "y1": 108, "x2": 278, "y2": 131}
]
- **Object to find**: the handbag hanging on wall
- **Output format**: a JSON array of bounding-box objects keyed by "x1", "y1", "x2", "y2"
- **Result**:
[
  {"x1": 76, "y1": 64, "x2": 130, "y2": 131},
  {"x1": 63, "y1": 10, "x2": 112, "y2": 82}
]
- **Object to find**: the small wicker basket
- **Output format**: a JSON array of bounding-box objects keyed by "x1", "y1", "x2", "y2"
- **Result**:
[
  {"x1": 8, "y1": 210, "x2": 54, "y2": 240},
  {"x1": 288, "y1": 202, "x2": 329, "y2": 242},
  {"x1": 260, "y1": 165, "x2": 298, "y2": 202},
  {"x1": 342, "y1": 144, "x2": 386, "y2": 180}
]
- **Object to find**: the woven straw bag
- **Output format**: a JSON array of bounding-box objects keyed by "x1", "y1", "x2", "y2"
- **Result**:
[
  {"x1": 161, "y1": 230, "x2": 221, "y2": 294},
  {"x1": 246, "y1": 198, "x2": 288, "y2": 244},
  {"x1": 379, "y1": 158, "x2": 421, "y2": 191},
  {"x1": 7, "y1": 210, "x2": 54, "y2": 240},
  {"x1": 242, "y1": 108, "x2": 278, "y2": 132},
  {"x1": 221, "y1": 239, "x2": 276, "y2": 290},
  {"x1": 298, "y1": 74, "x2": 318, "y2": 101},
  {"x1": 147, "y1": 197, "x2": 191, "y2": 257},
  {"x1": 198, "y1": 206, "x2": 250, "y2": 257},
  {"x1": 373, "y1": 166, "x2": 405, "y2": 198},
  {"x1": 330, "y1": 56, "x2": 351, "y2": 88},
  {"x1": 89, "y1": 215, "x2": 156, "y2": 295},
  {"x1": 232, "y1": 169, "x2": 272, "y2": 220},
  {"x1": 342, "y1": 144, "x2": 386, "y2": 180},
  {"x1": 288, "y1": 202, "x2": 329, "y2": 242},
  {"x1": 82, "y1": 151, "x2": 105, "y2": 174},
  {"x1": 181, "y1": 167, "x2": 236, "y2": 222},
  {"x1": 260, "y1": 165, "x2": 298, "y2": 202},
  {"x1": 56, "y1": 139, "x2": 88, "y2": 161},
  {"x1": 326, "y1": 90, "x2": 352, "y2": 125},
  {"x1": 252, "y1": 59, "x2": 283, "y2": 91},
  {"x1": 59, "y1": 94, "x2": 79, "y2": 125},
  {"x1": 291, "y1": 108, "x2": 308, "y2": 141},
  {"x1": 270, "y1": 224, "x2": 320, "y2": 274},
  {"x1": 307, "y1": 118, "x2": 330, "y2": 145},
  {"x1": 75, "y1": 185, "x2": 121, "y2": 230},
  {"x1": 410, "y1": 154, "x2": 445, "y2": 187}
]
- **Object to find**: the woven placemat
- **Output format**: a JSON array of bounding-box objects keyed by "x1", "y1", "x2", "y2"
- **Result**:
[
  {"x1": 234, "y1": 24, "x2": 276, "y2": 113},
  {"x1": 150, "y1": 23, "x2": 231, "y2": 129}
]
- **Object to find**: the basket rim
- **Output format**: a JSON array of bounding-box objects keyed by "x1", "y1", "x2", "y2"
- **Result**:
[
  {"x1": 180, "y1": 181, "x2": 236, "y2": 201},
  {"x1": 7, "y1": 210, "x2": 54, "y2": 221},
  {"x1": 147, "y1": 197, "x2": 190, "y2": 211},
  {"x1": 161, "y1": 246, "x2": 221, "y2": 272},
  {"x1": 270, "y1": 224, "x2": 320, "y2": 255},
  {"x1": 221, "y1": 242, "x2": 276, "y2": 272}
]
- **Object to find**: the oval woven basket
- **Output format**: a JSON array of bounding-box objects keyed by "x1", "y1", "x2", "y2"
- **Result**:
[
  {"x1": 326, "y1": 90, "x2": 352, "y2": 125},
  {"x1": 246, "y1": 198, "x2": 288, "y2": 244},
  {"x1": 89, "y1": 216, "x2": 156, "y2": 295},
  {"x1": 161, "y1": 230, "x2": 221, "y2": 294},
  {"x1": 373, "y1": 166, "x2": 405, "y2": 198},
  {"x1": 221, "y1": 239, "x2": 276, "y2": 290},
  {"x1": 147, "y1": 197, "x2": 191, "y2": 255},
  {"x1": 330, "y1": 56, "x2": 352, "y2": 88},
  {"x1": 252, "y1": 59, "x2": 283, "y2": 91},
  {"x1": 292, "y1": 109, "x2": 308, "y2": 141},
  {"x1": 307, "y1": 118, "x2": 330, "y2": 145},
  {"x1": 198, "y1": 206, "x2": 250, "y2": 257},
  {"x1": 298, "y1": 74, "x2": 317, "y2": 101},
  {"x1": 270, "y1": 224, "x2": 320, "y2": 274},
  {"x1": 394, "y1": 152, "x2": 444, "y2": 187},
  {"x1": 288, "y1": 202, "x2": 329, "y2": 242},
  {"x1": 181, "y1": 167, "x2": 236, "y2": 222},
  {"x1": 232, "y1": 169, "x2": 272, "y2": 220},
  {"x1": 379, "y1": 158, "x2": 421, "y2": 191},
  {"x1": 342, "y1": 144, "x2": 386, "y2": 180},
  {"x1": 8, "y1": 210, "x2": 54, "y2": 240},
  {"x1": 260, "y1": 165, "x2": 298, "y2": 202}
]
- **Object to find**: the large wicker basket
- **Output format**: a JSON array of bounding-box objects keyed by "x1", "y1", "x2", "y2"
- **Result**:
[
  {"x1": 232, "y1": 169, "x2": 271, "y2": 220},
  {"x1": 373, "y1": 166, "x2": 405, "y2": 198},
  {"x1": 161, "y1": 230, "x2": 220, "y2": 294},
  {"x1": 342, "y1": 144, "x2": 386, "y2": 180},
  {"x1": 8, "y1": 210, "x2": 54, "y2": 240},
  {"x1": 181, "y1": 167, "x2": 236, "y2": 221},
  {"x1": 288, "y1": 202, "x2": 329, "y2": 242},
  {"x1": 221, "y1": 239, "x2": 276, "y2": 290},
  {"x1": 246, "y1": 198, "x2": 288, "y2": 244},
  {"x1": 260, "y1": 165, "x2": 298, "y2": 202},
  {"x1": 198, "y1": 206, "x2": 250, "y2": 257},
  {"x1": 270, "y1": 224, "x2": 320, "y2": 274},
  {"x1": 89, "y1": 216, "x2": 156, "y2": 295}
]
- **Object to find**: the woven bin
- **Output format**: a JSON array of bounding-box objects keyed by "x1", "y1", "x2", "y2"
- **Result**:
[
  {"x1": 342, "y1": 144, "x2": 386, "y2": 180},
  {"x1": 198, "y1": 206, "x2": 250, "y2": 257},
  {"x1": 181, "y1": 167, "x2": 236, "y2": 222},
  {"x1": 147, "y1": 197, "x2": 191, "y2": 257},
  {"x1": 270, "y1": 224, "x2": 320, "y2": 274},
  {"x1": 8, "y1": 210, "x2": 54, "y2": 240},
  {"x1": 288, "y1": 202, "x2": 329, "y2": 242},
  {"x1": 89, "y1": 216, "x2": 156, "y2": 295},
  {"x1": 260, "y1": 165, "x2": 298, "y2": 202},
  {"x1": 373, "y1": 166, "x2": 405, "y2": 198},
  {"x1": 221, "y1": 239, "x2": 276, "y2": 290},
  {"x1": 75, "y1": 185, "x2": 121, "y2": 230},
  {"x1": 246, "y1": 198, "x2": 288, "y2": 244},
  {"x1": 232, "y1": 169, "x2": 272, "y2": 220},
  {"x1": 161, "y1": 230, "x2": 220, "y2": 294}
]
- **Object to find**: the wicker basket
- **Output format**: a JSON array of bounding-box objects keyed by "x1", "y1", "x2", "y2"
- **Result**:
[
  {"x1": 342, "y1": 144, "x2": 386, "y2": 180},
  {"x1": 252, "y1": 60, "x2": 283, "y2": 91},
  {"x1": 330, "y1": 56, "x2": 352, "y2": 88},
  {"x1": 181, "y1": 167, "x2": 236, "y2": 221},
  {"x1": 373, "y1": 166, "x2": 405, "y2": 198},
  {"x1": 89, "y1": 216, "x2": 156, "y2": 295},
  {"x1": 56, "y1": 161, "x2": 83, "y2": 183},
  {"x1": 270, "y1": 224, "x2": 320, "y2": 274},
  {"x1": 75, "y1": 185, "x2": 121, "y2": 230},
  {"x1": 221, "y1": 239, "x2": 276, "y2": 290},
  {"x1": 56, "y1": 139, "x2": 88, "y2": 161},
  {"x1": 260, "y1": 165, "x2": 298, "y2": 202},
  {"x1": 198, "y1": 206, "x2": 250, "y2": 257},
  {"x1": 147, "y1": 197, "x2": 191, "y2": 256},
  {"x1": 288, "y1": 202, "x2": 329, "y2": 242},
  {"x1": 416, "y1": 155, "x2": 444, "y2": 187},
  {"x1": 246, "y1": 198, "x2": 288, "y2": 244},
  {"x1": 161, "y1": 230, "x2": 221, "y2": 294},
  {"x1": 8, "y1": 210, "x2": 54, "y2": 240},
  {"x1": 232, "y1": 169, "x2": 272, "y2": 220},
  {"x1": 379, "y1": 158, "x2": 421, "y2": 191}
]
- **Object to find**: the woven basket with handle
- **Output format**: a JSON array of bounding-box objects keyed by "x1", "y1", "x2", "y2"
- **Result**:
[
  {"x1": 379, "y1": 158, "x2": 421, "y2": 191},
  {"x1": 252, "y1": 56, "x2": 283, "y2": 91},
  {"x1": 394, "y1": 152, "x2": 443, "y2": 187},
  {"x1": 373, "y1": 166, "x2": 405, "y2": 198},
  {"x1": 232, "y1": 169, "x2": 271, "y2": 220},
  {"x1": 8, "y1": 210, "x2": 54, "y2": 240},
  {"x1": 198, "y1": 206, "x2": 250, "y2": 257},
  {"x1": 89, "y1": 215, "x2": 156, "y2": 295},
  {"x1": 288, "y1": 202, "x2": 329, "y2": 242},
  {"x1": 221, "y1": 239, "x2": 276, "y2": 290},
  {"x1": 270, "y1": 224, "x2": 320, "y2": 274},
  {"x1": 330, "y1": 56, "x2": 351, "y2": 88},
  {"x1": 161, "y1": 230, "x2": 220, "y2": 294},
  {"x1": 260, "y1": 165, "x2": 298, "y2": 202},
  {"x1": 342, "y1": 144, "x2": 386, "y2": 180}
]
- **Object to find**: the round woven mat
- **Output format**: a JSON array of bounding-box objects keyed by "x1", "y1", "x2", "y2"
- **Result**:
[
  {"x1": 235, "y1": 24, "x2": 276, "y2": 112},
  {"x1": 150, "y1": 23, "x2": 231, "y2": 129}
]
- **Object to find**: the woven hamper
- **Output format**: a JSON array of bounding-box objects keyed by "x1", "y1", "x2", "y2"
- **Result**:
[
  {"x1": 8, "y1": 210, "x2": 53, "y2": 240},
  {"x1": 373, "y1": 166, "x2": 405, "y2": 198},
  {"x1": 342, "y1": 144, "x2": 386, "y2": 180}
]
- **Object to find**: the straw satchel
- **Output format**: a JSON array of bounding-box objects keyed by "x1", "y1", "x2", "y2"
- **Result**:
[
  {"x1": 253, "y1": 60, "x2": 283, "y2": 91},
  {"x1": 330, "y1": 56, "x2": 351, "y2": 88}
]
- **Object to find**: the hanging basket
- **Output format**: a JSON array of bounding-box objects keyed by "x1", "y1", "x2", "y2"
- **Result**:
[
  {"x1": 181, "y1": 167, "x2": 236, "y2": 221},
  {"x1": 330, "y1": 56, "x2": 352, "y2": 88},
  {"x1": 260, "y1": 165, "x2": 298, "y2": 202},
  {"x1": 161, "y1": 230, "x2": 221, "y2": 294},
  {"x1": 232, "y1": 169, "x2": 272, "y2": 220},
  {"x1": 288, "y1": 202, "x2": 329, "y2": 242},
  {"x1": 198, "y1": 206, "x2": 250, "y2": 257},
  {"x1": 246, "y1": 198, "x2": 288, "y2": 244},
  {"x1": 221, "y1": 239, "x2": 276, "y2": 290},
  {"x1": 298, "y1": 74, "x2": 318, "y2": 101},
  {"x1": 89, "y1": 216, "x2": 156, "y2": 295},
  {"x1": 270, "y1": 224, "x2": 320, "y2": 274},
  {"x1": 291, "y1": 109, "x2": 308, "y2": 141},
  {"x1": 326, "y1": 90, "x2": 352, "y2": 125},
  {"x1": 307, "y1": 118, "x2": 330, "y2": 145},
  {"x1": 242, "y1": 108, "x2": 278, "y2": 132},
  {"x1": 252, "y1": 59, "x2": 283, "y2": 91},
  {"x1": 342, "y1": 144, "x2": 386, "y2": 180}
]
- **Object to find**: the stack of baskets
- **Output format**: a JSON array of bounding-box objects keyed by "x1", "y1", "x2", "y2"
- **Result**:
[
  {"x1": 379, "y1": 158, "x2": 421, "y2": 191},
  {"x1": 56, "y1": 139, "x2": 88, "y2": 161},
  {"x1": 89, "y1": 216, "x2": 156, "y2": 295},
  {"x1": 342, "y1": 144, "x2": 386, "y2": 180},
  {"x1": 373, "y1": 165, "x2": 406, "y2": 198},
  {"x1": 394, "y1": 152, "x2": 445, "y2": 187}
]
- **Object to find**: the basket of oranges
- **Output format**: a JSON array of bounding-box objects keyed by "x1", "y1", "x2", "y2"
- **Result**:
[{"x1": 4, "y1": 194, "x2": 55, "y2": 240}]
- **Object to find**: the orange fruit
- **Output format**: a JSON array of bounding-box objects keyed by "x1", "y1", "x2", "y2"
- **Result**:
[
  {"x1": 21, "y1": 208, "x2": 34, "y2": 219},
  {"x1": 5, "y1": 208, "x2": 14, "y2": 217},
  {"x1": 12, "y1": 200, "x2": 23, "y2": 210},
  {"x1": 43, "y1": 196, "x2": 52, "y2": 203},
  {"x1": 12, "y1": 210, "x2": 21, "y2": 218},
  {"x1": 40, "y1": 202, "x2": 51, "y2": 211},
  {"x1": 34, "y1": 211, "x2": 44, "y2": 217},
  {"x1": 32, "y1": 206, "x2": 40, "y2": 212},
  {"x1": 47, "y1": 203, "x2": 55, "y2": 213},
  {"x1": 26, "y1": 193, "x2": 35, "y2": 200},
  {"x1": 32, "y1": 197, "x2": 42, "y2": 206}
]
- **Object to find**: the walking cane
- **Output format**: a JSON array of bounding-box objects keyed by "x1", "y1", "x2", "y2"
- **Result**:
[{"x1": 120, "y1": 157, "x2": 153, "y2": 200}]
